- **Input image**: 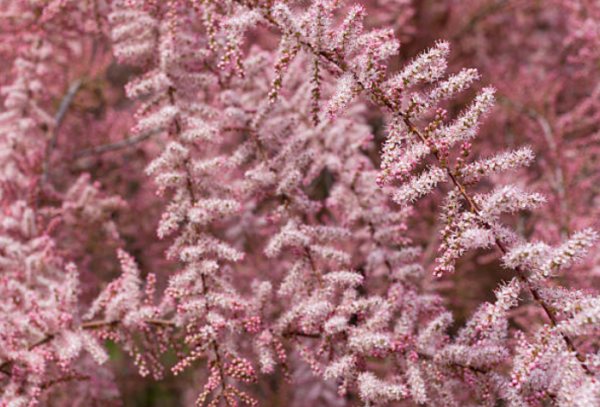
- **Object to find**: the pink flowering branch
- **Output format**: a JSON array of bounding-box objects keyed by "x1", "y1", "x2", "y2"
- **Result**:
[
  {"x1": 237, "y1": 0, "x2": 592, "y2": 376},
  {"x1": 2, "y1": 0, "x2": 600, "y2": 405}
]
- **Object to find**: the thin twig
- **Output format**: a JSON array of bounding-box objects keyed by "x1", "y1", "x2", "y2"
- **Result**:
[
  {"x1": 416, "y1": 352, "x2": 489, "y2": 374},
  {"x1": 80, "y1": 318, "x2": 175, "y2": 329},
  {"x1": 42, "y1": 79, "x2": 83, "y2": 184},
  {"x1": 0, "y1": 318, "x2": 175, "y2": 375},
  {"x1": 41, "y1": 373, "x2": 91, "y2": 390},
  {"x1": 73, "y1": 129, "x2": 159, "y2": 158}
]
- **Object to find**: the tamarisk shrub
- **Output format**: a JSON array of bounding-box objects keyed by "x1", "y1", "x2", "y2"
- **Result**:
[{"x1": 1, "y1": 0, "x2": 600, "y2": 406}]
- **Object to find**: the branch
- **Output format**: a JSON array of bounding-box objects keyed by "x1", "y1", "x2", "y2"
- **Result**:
[
  {"x1": 416, "y1": 352, "x2": 489, "y2": 375},
  {"x1": 241, "y1": 2, "x2": 593, "y2": 375},
  {"x1": 403, "y1": 113, "x2": 593, "y2": 376},
  {"x1": 73, "y1": 129, "x2": 159, "y2": 158},
  {"x1": 450, "y1": 0, "x2": 509, "y2": 42},
  {"x1": 42, "y1": 79, "x2": 83, "y2": 184},
  {"x1": 80, "y1": 318, "x2": 175, "y2": 329},
  {"x1": 0, "y1": 318, "x2": 175, "y2": 375}
]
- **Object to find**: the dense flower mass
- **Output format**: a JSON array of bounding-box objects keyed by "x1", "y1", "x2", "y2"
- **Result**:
[{"x1": 1, "y1": 0, "x2": 600, "y2": 406}]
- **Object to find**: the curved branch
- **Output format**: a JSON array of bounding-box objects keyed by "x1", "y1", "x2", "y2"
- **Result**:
[
  {"x1": 0, "y1": 318, "x2": 175, "y2": 375},
  {"x1": 73, "y1": 129, "x2": 159, "y2": 158}
]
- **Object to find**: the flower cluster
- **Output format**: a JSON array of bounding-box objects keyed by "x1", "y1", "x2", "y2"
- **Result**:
[{"x1": 1, "y1": 0, "x2": 600, "y2": 406}]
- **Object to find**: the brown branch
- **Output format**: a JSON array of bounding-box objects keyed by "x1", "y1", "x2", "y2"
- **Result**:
[
  {"x1": 80, "y1": 318, "x2": 175, "y2": 329},
  {"x1": 35, "y1": 79, "x2": 83, "y2": 217},
  {"x1": 0, "y1": 318, "x2": 175, "y2": 375},
  {"x1": 304, "y1": 246, "x2": 324, "y2": 286},
  {"x1": 416, "y1": 352, "x2": 489, "y2": 375},
  {"x1": 40, "y1": 373, "x2": 91, "y2": 390},
  {"x1": 42, "y1": 79, "x2": 83, "y2": 184},
  {"x1": 73, "y1": 129, "x2": 159, "y2": 158}
]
